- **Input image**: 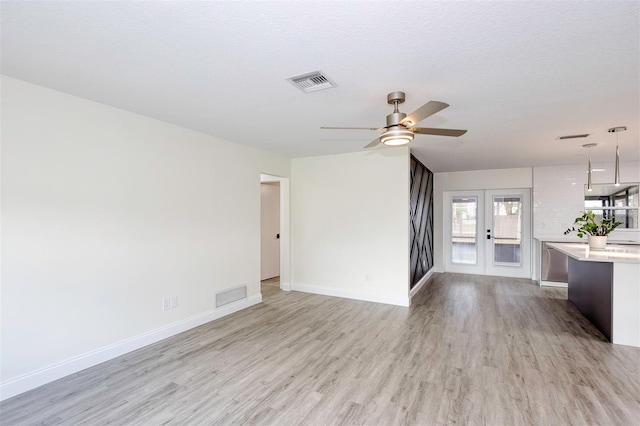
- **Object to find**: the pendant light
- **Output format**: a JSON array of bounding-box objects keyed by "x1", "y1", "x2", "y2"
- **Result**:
[
  {"x1": 583, "y1": 143, "x2": 597, "y2": 192},
  {"x1": 608, "y1": 126, "x2": 626, "y2": 186}
]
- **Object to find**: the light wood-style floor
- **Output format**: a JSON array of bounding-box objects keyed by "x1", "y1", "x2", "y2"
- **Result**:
[{"x1": 2, "y1": 273, "x2": 639, "y2": 425}]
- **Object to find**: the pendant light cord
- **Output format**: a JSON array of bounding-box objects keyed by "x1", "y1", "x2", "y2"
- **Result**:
[
  {"x1": 614, "y1": 131, "x2": 621, "y2": 186},
  {"x1": 587, "y1": 145, "x2": 593, "y2": 192}
]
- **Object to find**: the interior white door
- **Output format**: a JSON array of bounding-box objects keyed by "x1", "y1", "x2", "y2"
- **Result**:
[
  {"x1": 260, "y1": 182, "x2": 280, "y2": 280},
  {"x1": 445, "y1": 189, "x2": 531, "y2": 278}
]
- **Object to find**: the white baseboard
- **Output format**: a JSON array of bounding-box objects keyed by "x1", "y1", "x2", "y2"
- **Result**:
[
  {"x1": 409, "y1": 268, "x2": 435, "y2": 302},
  {"x1": 281, "y1": 281, "x2": 291, "y2": 291},
  {"x1": 292, "y1": 283, "x2": 410, "y2": 307},
  {"x1": 0, "y1": 294, "x2": 262, "y2": 402},
  {"x1": 540, "y1": 280, "x2": 568, "y2": 288}
]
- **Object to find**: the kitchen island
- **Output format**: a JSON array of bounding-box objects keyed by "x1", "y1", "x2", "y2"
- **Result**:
[{"x1": 547, "y1": 242, "x2": 640, "y2": 347}]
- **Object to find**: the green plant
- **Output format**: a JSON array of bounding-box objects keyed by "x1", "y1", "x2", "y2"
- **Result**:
[{"x1": 564, "y1": 211, "x2": 623, "y2": 238}]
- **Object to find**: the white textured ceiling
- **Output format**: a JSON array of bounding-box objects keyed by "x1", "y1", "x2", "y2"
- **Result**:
[{"x1": 1, "y1": 1, "x2": 638, "y2": 172}]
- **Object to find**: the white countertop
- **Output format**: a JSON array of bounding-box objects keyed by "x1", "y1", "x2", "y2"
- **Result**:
[
  {"x1": 534, "y1": 235, "x2": 583, "y2": 243},
  {"x1": 535, "y1": 235, "x2": 640, "y2": 244},
  {"x1": 546, "y1": 242, "x2": 640, "y2": 264}
]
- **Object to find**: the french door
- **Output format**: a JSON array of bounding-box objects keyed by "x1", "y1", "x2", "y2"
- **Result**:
[{"x1": 444, "y1": 189, "x2": 531, "y2": 278}]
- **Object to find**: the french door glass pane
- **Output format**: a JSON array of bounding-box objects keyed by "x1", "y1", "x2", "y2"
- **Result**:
[
  {"x1": 493, "y1": 196, "x2": 522, "y2": 266},
  {"x1": 451, "y1": 197, "x2": 477, "y2": 264}
]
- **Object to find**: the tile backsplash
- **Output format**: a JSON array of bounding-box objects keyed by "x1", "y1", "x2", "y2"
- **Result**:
[{"x1": 533, "y1": 161, "x2": 640, "y2": 242}]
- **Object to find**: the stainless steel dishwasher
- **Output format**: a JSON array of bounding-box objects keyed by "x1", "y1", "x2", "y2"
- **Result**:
[{"x1": 541, "y1": 242, "x2": 568, "y2": 283}]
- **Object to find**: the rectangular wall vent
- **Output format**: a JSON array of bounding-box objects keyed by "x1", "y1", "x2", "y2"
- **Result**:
[
  {"x1": 215, "y1": 285, "x2": 247, "y2": 308},
  {"x1": 557, "y1": 134, "x2": 590, "y2": 140},
  {"x1": 286, "y1": 71, "x2": 337, "y2": 93}
]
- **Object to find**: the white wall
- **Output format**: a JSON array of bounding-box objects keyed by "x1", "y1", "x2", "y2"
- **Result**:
[
  {"x1": 0, "y1": 76, "x2": 290, "y2": 399},
  {"x1": 533, "y1": 162, "x2": 640, "y2": 241},
  {"x1": 291, "y1": 148, "x2": 410, "y2": 307},
  {"x1": 433, "y1": 168, "x2": 533, "y2": 271}
]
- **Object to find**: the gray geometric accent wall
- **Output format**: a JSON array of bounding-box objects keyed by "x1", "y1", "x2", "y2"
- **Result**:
[{"x1": 410, "y1": 155, "x2": 434, "y2": 289}]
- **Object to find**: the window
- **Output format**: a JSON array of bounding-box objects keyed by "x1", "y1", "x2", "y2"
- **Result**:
[{"x1": 585, "y1": 184, "x2": 639, "y2": 229}]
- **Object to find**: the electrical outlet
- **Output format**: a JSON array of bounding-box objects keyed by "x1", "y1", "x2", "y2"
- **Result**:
[
  {"x1": 162, "y1": 298, "x2": 170, "y2": 311},
  {"x1": 170, "y1": 296, "x2": 178, "y2": 309}
]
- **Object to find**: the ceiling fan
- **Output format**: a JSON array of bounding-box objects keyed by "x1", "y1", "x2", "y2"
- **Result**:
[{"x1": 321, "y1": 91, "x2": 467, "y2": 148}]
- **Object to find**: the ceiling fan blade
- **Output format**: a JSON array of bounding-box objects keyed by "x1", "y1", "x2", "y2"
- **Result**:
[
  {"x1": 321, "y1": 126, "x2": 381, "y2": 131},
  {"x1": 364, "y1": 137, "x2": 381, "y2": 148},
  {"x1": 412, "y1": 127, "x2": 467, "y2": 137},
  {"x1": 400, "y1": 101, "x2": 449, "y2": 127}
]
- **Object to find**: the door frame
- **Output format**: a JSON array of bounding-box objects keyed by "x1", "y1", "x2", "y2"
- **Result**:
[{"x1": 260, "y1": 173, "x2": 291, "y2": 291}]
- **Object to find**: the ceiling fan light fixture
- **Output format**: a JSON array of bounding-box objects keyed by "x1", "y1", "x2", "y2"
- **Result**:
[
  {"x1": 320, "y1": 92, "x2": 466, "y2": 149},
  {"x1": 380, "y1": 127, "x2": 414, "y2": 146}
]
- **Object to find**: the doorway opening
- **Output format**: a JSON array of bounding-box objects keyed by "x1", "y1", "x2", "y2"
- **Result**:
[
  {"x1": 260, "y1": 173, "x2": 290, "y2": 294},
  {"x1": 261, "y1": 181, "x2": 280, "y2": 282}
]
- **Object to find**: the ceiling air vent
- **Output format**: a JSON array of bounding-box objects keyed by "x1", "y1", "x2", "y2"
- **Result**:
[
  {"x1": 556, "y1": 134, "x2": 590, "y2": 140},
  {"x1": 286, "y1": 71, "x2": 337, "y2": 93}
]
